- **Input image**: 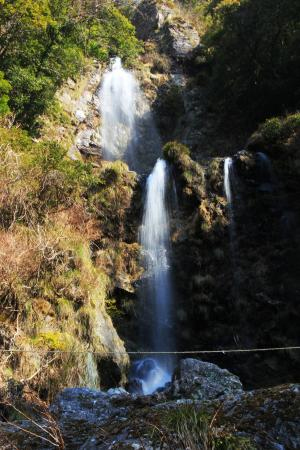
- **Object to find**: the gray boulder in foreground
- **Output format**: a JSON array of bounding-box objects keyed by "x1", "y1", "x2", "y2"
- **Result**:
[{"x1": 170, "y1": 358, "x2": 243, "y2": 400}]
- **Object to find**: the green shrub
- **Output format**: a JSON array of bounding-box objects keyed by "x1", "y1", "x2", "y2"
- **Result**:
[
  {"x1": 259, "y1": 113, "x2": 300, "y2": 144},
  {"x1": 163, "y1": 141, "x2": 191, "y2": 162},
  {"x1": 0, "y1": 71, "x2": 11, "y2": 115},
  {"x1": 259, "y1": 117, "x2": 283, "y2": 143},
  {"x1": 0, "y1": 126, "x2": 102, "y2": 225},
  {"x1": 0, "y1": 1, "x2": 142, "y2": 129}
]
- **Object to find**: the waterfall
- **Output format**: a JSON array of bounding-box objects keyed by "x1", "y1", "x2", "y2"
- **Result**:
[
  {"x1": 99, "y1": 57, "x2": 138, "y2": 164},
  {"x1": 99, "y1": 57, "x2": 160, "y2": 173},
  {"x1": 99, "y1": 58, "x2": 174, "y2": 394},
  {"x1": 224, "y1": 157, "x2": 233, "y2": 206},
  {"x1": 141, "y1": 159, "x2": 172, "y2": 352},
  {"x1": 130, "y1": 159, "x2": 174, "y2": 394}
]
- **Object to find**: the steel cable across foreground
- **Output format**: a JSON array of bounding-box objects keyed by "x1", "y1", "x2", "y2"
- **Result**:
[{"x1": 0, "y1": 346, "x2": 299, "y2": 355}]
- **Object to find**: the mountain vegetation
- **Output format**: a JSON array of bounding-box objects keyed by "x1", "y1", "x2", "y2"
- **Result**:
[
  {"x1": 0, "y1": 0, "x2": 141, "y2": 128},
  {"x1": 0, "y1": 0, "x2": 299, "y2": 448}
]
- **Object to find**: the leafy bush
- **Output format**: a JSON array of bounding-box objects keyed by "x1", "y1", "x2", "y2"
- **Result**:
[{"x1": 0, "y1": 127, "x2": 99, "y2": 227}]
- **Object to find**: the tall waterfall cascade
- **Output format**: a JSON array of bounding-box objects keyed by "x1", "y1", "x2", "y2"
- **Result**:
[
  {"x1": 99, "y1": 57, "x2": 160, "y2": 173},
  {"x1": 99, "y1": 58, "x2": 174, "y2": 395},
  {"x1": 141, "y1": 159, "x2": 172, "y2": 352},
  {"x1": 131, "y1": 159, "x2": 174, "y2": 395}
]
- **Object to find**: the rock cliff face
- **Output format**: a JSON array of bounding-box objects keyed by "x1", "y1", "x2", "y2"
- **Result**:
[
  {"x1": 128, "y1": 0, "x2": 300, "y2": 389},
  {"x1": 40, "y1": 62, "x2": 103, "y2": 164},
  {"x1": 164, "y1": 138, "x2": 300, "y2": 388}
]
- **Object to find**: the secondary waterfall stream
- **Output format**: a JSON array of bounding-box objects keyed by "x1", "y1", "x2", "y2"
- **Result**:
[
  {"x1": 224, "y1": 157, "x2": 233, "y2": 207},
  {"x1": 224, "y1": 157, "x2": 240, "y2": 299}
]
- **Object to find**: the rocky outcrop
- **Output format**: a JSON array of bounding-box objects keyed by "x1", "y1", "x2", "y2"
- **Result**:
[
  {"x1": 1, "y1": 360, "x2": 299, "y2": 449},
  {"x1": 170, "y1": 358, "x2": 243, "y2": 400},
  {"x1": 162, "y1": 17, "x2": 200, "y2": 60},
  {"x1": 133, "y1": 0, "x2": 173, "y2": 41},
  {"x1": 133, "y1": 0, "x2": 200, "y2": 62},
  {"x1": 40, "y1": 62, "x2": 103, "y2": 164}
]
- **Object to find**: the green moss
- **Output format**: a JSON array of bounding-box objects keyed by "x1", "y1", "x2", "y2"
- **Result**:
[
  {"x1": 31, "y1": 331, "x2": 72, "y2": 351},
  {"x1": 105, "y1": 298, "x2": 123, "y2": 319},
  {"x1": 259, "y1": 117, "x2": 283, "y2": 143},
  {"x1": 56, "y1": 297, "x2": 74, "y2": 319}
]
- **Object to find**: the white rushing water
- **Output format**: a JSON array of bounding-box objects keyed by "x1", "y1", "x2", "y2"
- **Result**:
[
  {"x1": 224, "y1": 157, "x2": 233, "y2": 206},
  {"x1": 99, "y1": 57, "x2": 160, "y2": 172},
  {"x1": 141, "y1": 159, "x2": 170, "y2": 276},
  {"x1": 99, "y1": 59, "x2": 173, "y2": 394},
  {"x1": 100, "y1": 57, "x2": 138, "y2": 164},
  {"x1": 132, "y1": 159, "x2": 173, "y2": 394}
]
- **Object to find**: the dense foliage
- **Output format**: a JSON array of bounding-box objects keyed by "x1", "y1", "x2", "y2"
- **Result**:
[
  {"x1": 201, "y1": 0, "x2": 300, "y2": 120},
  {"x1": 0, "y1": 0, "x2": 141, "y2": 128}
]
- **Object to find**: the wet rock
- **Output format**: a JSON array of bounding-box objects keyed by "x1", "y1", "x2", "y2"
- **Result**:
[
  {"x1": 1, "y1": 369, "x2": 299, "y2": 449},
  {"x1": 127, "y1": 377, "x2": 144, "y2": 395},
  {"x1": 170, "y1": 358, "x2": 243, "y2": 400},
  {"x1": 107, "y1": 387, "x2": 129, "y2": 397},
  {"x1": 50, "y1": 388, "x2": 130, "y2": 448}
]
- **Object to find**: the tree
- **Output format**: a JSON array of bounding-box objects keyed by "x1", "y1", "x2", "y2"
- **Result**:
[
  {"x1": 0, "y1": 71, "x2": 11, "y2": 115},
  {"x1": 204, "y1": 0, "x2": 300, "y2": 120},
  {"x1": 0, "y1": 0, "x2": 52, "y2": 57}
]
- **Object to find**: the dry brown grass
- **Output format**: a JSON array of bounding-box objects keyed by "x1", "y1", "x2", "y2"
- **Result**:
[
  {"x1": 49, "y1": 204, "x2": 101, "y2": 241},
  {"x1": 0, "y1": 228, "x2": 41, "y2": 286}
]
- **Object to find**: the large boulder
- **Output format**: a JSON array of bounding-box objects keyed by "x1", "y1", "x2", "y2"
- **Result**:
[{"x1": 171, "y1": 358, "x2": 243, "y2": 400}]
